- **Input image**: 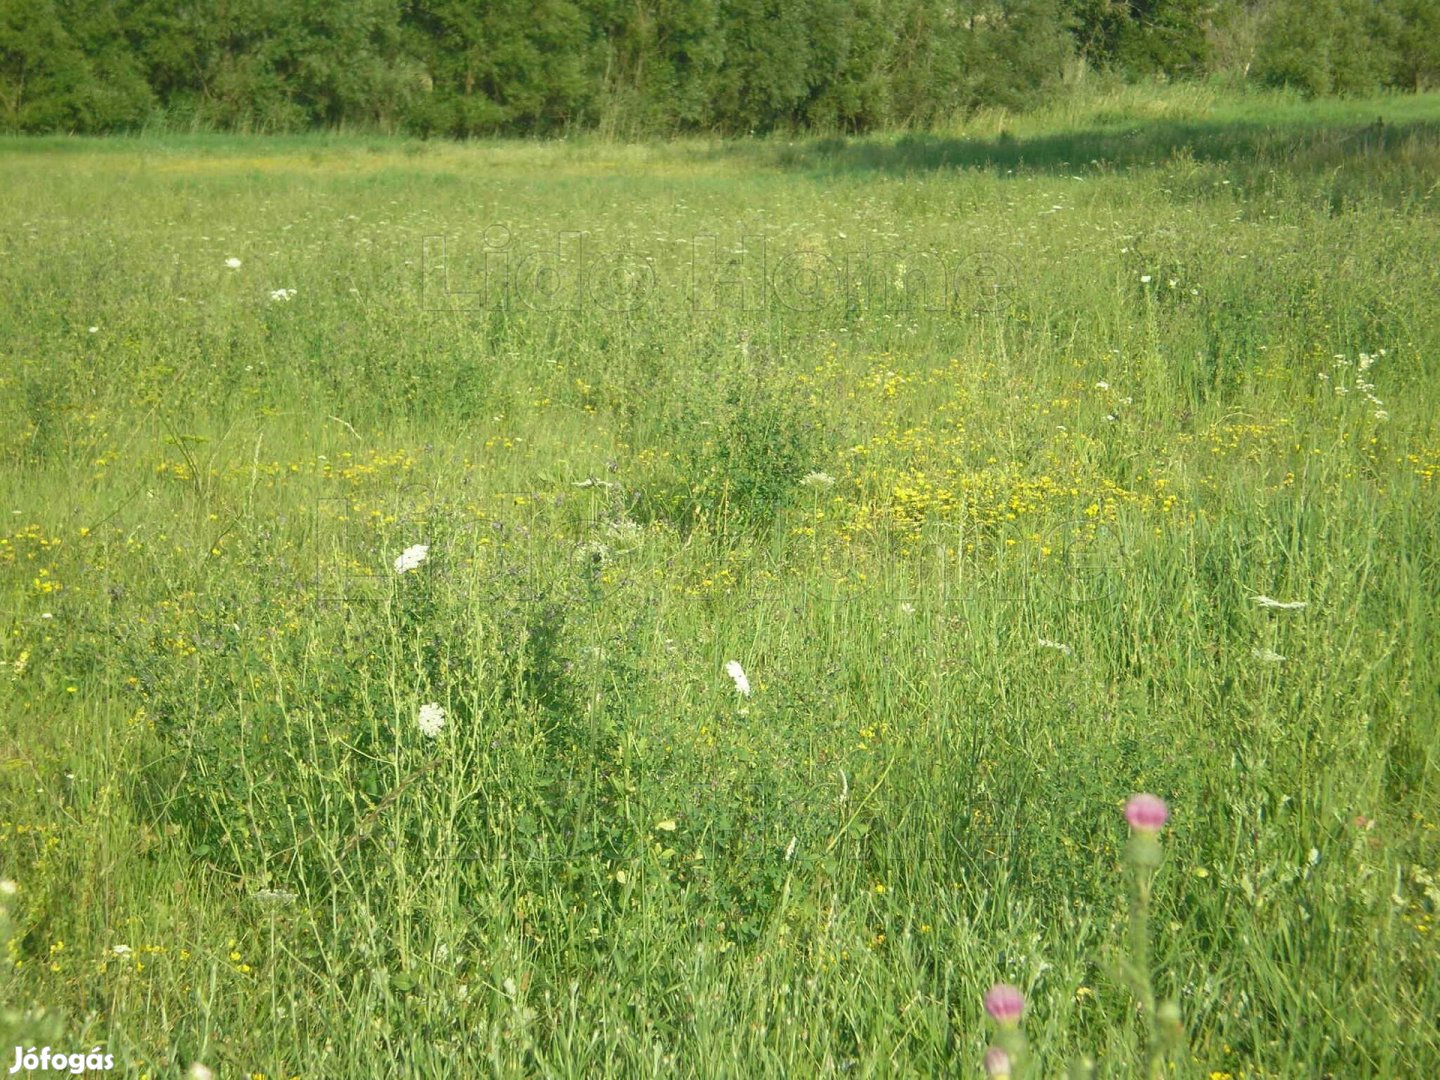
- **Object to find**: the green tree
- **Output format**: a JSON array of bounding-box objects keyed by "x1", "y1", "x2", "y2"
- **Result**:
[
  {"x1": 583, "y1": 0, "x2": 725, "y2": 134},
  {"x1": 1254, "y1": 0, "x2": 1394, "y2": 96},
  {"x1": 707, "y1": 0, "x2": 815, "y2": 132},
  {"x1": 968, "y1": 0, "x2": 1075, "y2": 111},
  {"x1": 1066, "y1": 0, "x2": 1211, "y2": 76},
  {"x1": 402, "y1": 0, "x2": 593, "y2": 136},
  {"x1": 0, "y1": 0, "x2": 144, "y2": 131},
  {"x1": 1385, "y1": 0, "x2": 1440, "y2": 91},
  {"x1": 888, "y1": 0, "x2": 970, "y2": 125},
  {"x1": 800, "y1": 0, "x2": 895, "y2": 131}
]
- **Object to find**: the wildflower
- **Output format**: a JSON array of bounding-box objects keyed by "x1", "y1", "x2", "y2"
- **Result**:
[
  {"x1": 1375, "y1": 410, "x2": 1389, "y2": 421},
  {"x1": 1095, "y1": 381, "x2": 1109, "y2": 390},
  {"x1": 188, "y1": 1066, "x2": 215, "y2": 1080},
  {"x1": 111, "y1": 944, "x2": 133, "y2": 957},
  {"x1": 0, "y1": 879, "x2": 16, "y2": 897},
  {"x1": 984, "y1": 1047, "x2": 1012, "y2": 1079},
  {"x1": 1251, "y1": 647, "x2": 1285, "y2": 663},
  {"x1": 225, "y1": 257, "x2": 242, "y2": 269},
  {"x1": 88, "y1": 326, "x2": 99, "y2": 333},
  {"x1": 724, "y1": 660, "x2": 751, "y2": 696},
  {"x1": 1140, "y1": 274, "x2": 1152, "y2": 284},
  {"x1": 603, "y1": 519, "x2": 644, "y2": 549},
  {"x1": 252, "y1": 889, "x2": 298, "y2": 906},
  {"x1": 268, "y1": 288, "x2": 296, "y2": 302},
  {"x1": 1252, "y1": 595, "x2": 1306, "y2": 610},
  {"x1": 394, "y1": 543, "x2": 429, "y2": 574},
  {"x1": 898, "y1": 602, "x2": 916, "y2": 615},
  {"x1": 573, "y1": 540, "x2": 612, "y2": 565},
  {"x1": 800, "y1": 471, "x2": 836, "y2": 489},
  {"x1": 1037, "y1": 637, "x2": 1072, "y2": 656},
  {"x1": 417, "y1": 702, "x2": 446, "y2": 738},
  {"x1": 1125, "y1": 793, "x2": 1169, "y2": 834},
  {"x1": 983, "y1": 983, "x2": 1025, "y2": 1027}
]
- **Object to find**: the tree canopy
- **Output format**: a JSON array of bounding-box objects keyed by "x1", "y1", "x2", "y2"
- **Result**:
[{"x1": 2, "y1": 0, "x2": 1436, "y2": 135}]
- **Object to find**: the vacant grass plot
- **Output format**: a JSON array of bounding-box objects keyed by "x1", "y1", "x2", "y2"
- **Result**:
[{"x1": 1, "y1": 89, "x2": 1438, "y2": 1077}]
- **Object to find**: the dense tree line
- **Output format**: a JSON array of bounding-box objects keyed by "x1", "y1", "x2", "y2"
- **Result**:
[{"x1": 3, "y1": 0, "x2": 1438, "y2": 135}]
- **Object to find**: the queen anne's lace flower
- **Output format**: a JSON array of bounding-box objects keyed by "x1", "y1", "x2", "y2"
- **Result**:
[
  {"x1": 417, "y1": 702, "x2": 445, "y2": 738},
  {"x1": 394, "y1": 544, "x2": 429, "y2": 574}
]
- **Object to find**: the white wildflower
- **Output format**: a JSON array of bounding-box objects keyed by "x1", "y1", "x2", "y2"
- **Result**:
[
  {"x1": 1140, "y1": 274, "x2": 1152, "y2": 283},
  {"x1": 603, "y1": 519, "x2": 644, "y2": 549},
  {"x1": 253, "y1": 888, "x2": 298, "y2": 906},
  {"x1": 111, "y1": 944, "x2": 133, "y2": 956},
  {"x1": 724, "y1": 660, "x2": 751, "y2": 697},
  {"x1": 0, "y1": 879, "x2": 16, "y2": 897},
  {"x1": 784, "y1": 836, "x2": 798, "y2": 862},
  {"x1": 225, "y1": 257, "x2": 242, "y2": 269},
  {"x1": 574, "y1": 540, "x2": 612, "y2": 565},
  {"x1": 269, "y1": 288, "x2": 297, "y2": 302},
  {"x1": 1252, "y1": 595, "x2": 1306, "y2": 611},
  {"x1": 394, "y1": 543, "x2": 429, "y2": 574},
  {"x1": 1251, "y1": 647, "x2": 1285, "y2": 663},
  {"x1": 898, "y1": 602, "x2": 916, "y2": 615},
  {"x1": 1374, "y1": 410, "x2": 1389, "y2": 421},
  {"x1": 1094, "y1": 381, "x2": 1109, "y2": 390},
  {"x1": 88, "y1": 326, "x2": 99, "y2": 333},
  {"x1": 1037, "y1": 637, "x2": 1072, "y2": 656},
  {"x1": 187, "y1": 1065, "x2": 215, "y2": 1080},
  {"x1": 417, "y1": 702, "x2": 446, "y2": 738},
  {"x1": 800, "y1": 471, "x2": 836, "y2": 489}
]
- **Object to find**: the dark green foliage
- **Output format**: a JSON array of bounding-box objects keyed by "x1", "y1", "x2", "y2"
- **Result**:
[
  {"x1": 403, "y1": 0, "x2": 594, "y2": 136},
  {"x1": 0, "y1": 0, "x2": 151, "y2": 130},
  {"x1": 584, "y1": 0, "x2": 726, "y2": 134},
  {"x1": 1067, "y1": 0, "x2": 1212, "y2": 77},
  {"x1": 1387, "y1": 0, "x2": 1440, "y2": 92},
  {"x1": 1, "y1": 0, "x2": 1434, "y2": 134},
  {"x1": 1254, "y1": 0, "x2": 1440, "y2": 96}
]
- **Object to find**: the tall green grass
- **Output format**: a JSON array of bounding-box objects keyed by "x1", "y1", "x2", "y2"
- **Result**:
[{"x1": 1, "y1": 88, "x2": 1437, "y2": 1077}]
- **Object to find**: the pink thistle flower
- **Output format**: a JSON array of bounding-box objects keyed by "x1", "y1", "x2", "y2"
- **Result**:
[
  {"x1": 1125, "y1": 793, "x2": 1169, "y2": 833},
  {"x1": 984, "y1": 1046, "x2": 1012, "y2": 1078},
  {"x1": 983, "y1": 983, "x2": 1025, "y2": 1027}
]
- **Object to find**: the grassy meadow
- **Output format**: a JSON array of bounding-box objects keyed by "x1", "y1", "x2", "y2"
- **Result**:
[{"x1": 1, "y1": 85, "x2": 1439, "y2": 1077}]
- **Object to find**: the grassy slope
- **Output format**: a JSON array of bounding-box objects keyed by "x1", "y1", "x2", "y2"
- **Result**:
[{"x1": 1, "y1": 86, "x2": 1438, "y2": 1077}]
